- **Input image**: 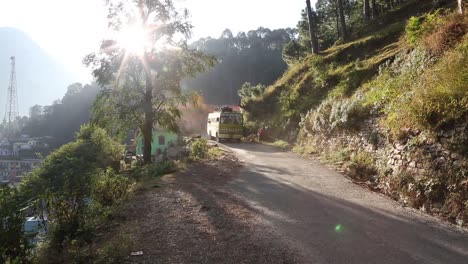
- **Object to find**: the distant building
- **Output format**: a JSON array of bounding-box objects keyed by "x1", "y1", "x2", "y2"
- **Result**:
[
  {"x1": 0, "y1": 159, "x2": 42, "y2": 184},
  {"x1": 135, "y1": 129, "x2": 179, "y2": 158}
]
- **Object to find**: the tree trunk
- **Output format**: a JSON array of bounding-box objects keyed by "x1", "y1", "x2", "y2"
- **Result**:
[
  {"x1": 143, "y1": 60, "x2": 154, "y2": 164},
  {"x1": 459, "y1": 0, "x2": 464, "y2": 14},
  {"x1": 306, "y1": 0, "x2": 319, "y2": 54},
  {"x1": 371, "y1": 0, "x2": 377, "y2": 19},
  {"x1": 386, "y1": 0, "x2": 392, "y2": 10},
  {"x1": 337, "y1": 0, "x2": 348, "y2": 41},
  {"x1": 335, "y1": 5, "x2": 340, "y2": 39},
  {"x1": 363, "y1": 0, "x2": 371, "y2": 21}
]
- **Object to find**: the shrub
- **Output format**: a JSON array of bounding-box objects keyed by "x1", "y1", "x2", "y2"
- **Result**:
[
  {"x1": 273, "y1": 140, "x2": 290, "y2": 150},
  {"x1": 92, "y1": 169, "x2": 135, "y2": 207},
  {"x1": 424, "y1": 15, "x2": 468, "y2": 55},
  {"x1": 402, "y1": 39, "x2": 468, "y2": 130},
  {"x1": 348, "y1": 151, "x2": 377, "y2": 182},
  {"x1": 19, "y1": 125, "x2": 125, "y2": 258},
  {"x1": 189, "y1": 138, "x2": 209, "y2": 160},
  {"x1": 94, "y1": 232, "x2": 134, "y2": 264},
  {"x1": 301, "y1": 96, "x2": 370, "y2": 135},
  {"x1": 133, "y1": 161, "x2": 177, "y2": 179},
  {"x1": 406, "y1": 11, "x2": 443, "y2": 44},
  {"x1": 0, "y1": 186, "x2": 33, "y2": 263},
  {"x1": 292, "y1": 145, "x2": 317, "y2": 155}
]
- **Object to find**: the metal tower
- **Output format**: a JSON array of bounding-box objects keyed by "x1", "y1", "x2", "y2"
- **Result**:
[{"x1": 4, "y1": 56, "x2": 19, "y2": 137}]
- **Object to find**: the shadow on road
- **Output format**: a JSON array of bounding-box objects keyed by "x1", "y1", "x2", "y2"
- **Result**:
[
  {"x1": 222, "y1": 142, "x2": 285, "y2": 154},
  {"x1": 228, "y1": 168, "x2": 468, "y2": 264}
]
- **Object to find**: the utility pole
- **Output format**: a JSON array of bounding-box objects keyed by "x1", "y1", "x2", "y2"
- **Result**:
[
  {"x1": 306, "y1": 0, "x2": 319, "y2": 54},
  {"x1": 4, "y1": 56, "x2": 19, "y2": 139}
]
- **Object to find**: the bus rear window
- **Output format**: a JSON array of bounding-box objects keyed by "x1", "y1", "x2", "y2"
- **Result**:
[{"x1": 220, "y1": 115, "x2": 243, "y2": 125}]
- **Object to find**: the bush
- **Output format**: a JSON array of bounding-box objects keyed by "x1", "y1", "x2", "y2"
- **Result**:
[
  {"x1": 19, "y1": 125, "x2": 126, "y2": 261},
  {"x1": 348, "y1": 151, "x2": 377, "y2": 182},
  {"x1": 301, "y1": 96, "x2": 370, "y2": 135},
  {"x1": 424, "y1": 15, "x2": 468, "y2": 55},
  {"x1": 189, "y1": 138, "x2": 209, "y2": 160},
  {"x1": 401, "y1": 39, "x2": 468, "y2": 130},
  {"x1": 292, "y1": 145, "x2": 317, "y2": 155},
  {"x1": 0, "y1": 186, "x2": 33, "y2": 263},
  {"x1": 273, "y1": 140, "x2": 290, "y2": 150},
  {"x1": 133, "y1": 161, "x2": 177, "y2": 179},
  {"x1": 92, "y1": 169, "x2": 135, "y2": 207},
  {"x1": 406, "y1": 11, "x2": 443, "y2": 44}
]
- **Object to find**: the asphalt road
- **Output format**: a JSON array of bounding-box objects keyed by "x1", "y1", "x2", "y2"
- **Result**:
[{"x1": 223, "y1": 142, "x2": 468, "y2": 264}]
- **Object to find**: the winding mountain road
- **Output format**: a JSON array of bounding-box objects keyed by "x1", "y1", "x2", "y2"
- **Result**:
[{"x1": 223, "y1": 142, "x2": 468, "y2": 264}]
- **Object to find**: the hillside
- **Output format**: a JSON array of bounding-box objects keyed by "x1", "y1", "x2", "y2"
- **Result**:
[
  {"x1": 0, "y1": 28, "x2": 77, "y2": 116},
  {"x1": 242, "y1": 1, "x2": 468, "y2": 226}
]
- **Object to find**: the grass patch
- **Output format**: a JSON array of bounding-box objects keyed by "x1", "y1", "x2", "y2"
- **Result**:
[
  {"x1": 272, "y1": 140, "x2": 290, "y2": 150},
  {"x1": 189, "y1": 138, "x2": 209, "y2": 160},
  {"x1": 292, "y1": 145, "x2": 317, "y2": 155},
  {"x1": 207, "y1": 146, "x2": 225, "y2": 159},
  {"x1": 131, "y1": 160, "x2": 178, "y2": 180}
]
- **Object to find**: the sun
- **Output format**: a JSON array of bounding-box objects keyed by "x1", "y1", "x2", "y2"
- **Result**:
[{"x1": 117, "y1": 25, "x2": 147, "y2": 55}]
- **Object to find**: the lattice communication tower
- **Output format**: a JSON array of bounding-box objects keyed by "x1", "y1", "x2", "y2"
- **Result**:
[{"x1": 4, "y1": 56, "x2": 19, "y2": 136}]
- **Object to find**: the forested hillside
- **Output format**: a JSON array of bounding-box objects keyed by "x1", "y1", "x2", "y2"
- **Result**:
[
  {"x1": 0, "y1": 83, "x2": 101, "y2": 147},
  {"x1": 183, "y1": 28, "x2": 295, "y2": 105},
  {"x1": 242, "y1": 0, "x2": 468, "y2": 225}
]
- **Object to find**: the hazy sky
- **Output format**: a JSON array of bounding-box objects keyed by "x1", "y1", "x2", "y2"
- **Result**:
[{"x1": 0, "y1": 0, "x2": 311, "y2": 84}]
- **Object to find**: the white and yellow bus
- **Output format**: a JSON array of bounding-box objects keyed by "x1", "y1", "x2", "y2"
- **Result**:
[{"x1": 207, "y1": 107, "x2": 243, "y2": 142}]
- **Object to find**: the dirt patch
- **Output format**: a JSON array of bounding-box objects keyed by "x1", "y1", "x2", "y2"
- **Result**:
[{"x1": 96, "y1": 152, "x2": 296, "y2": 263}]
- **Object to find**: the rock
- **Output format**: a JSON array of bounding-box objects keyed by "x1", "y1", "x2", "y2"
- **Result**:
[
  {"x1": 395, "y1": 143, "x2": 405, "y2": 151},
  {"x1": 453, "y1": 160, "x2": 463, "y2": 167},
  {"x1": 436, "y1": 156, "x2": 446, "y2": 163},
  {"x1": 409, "y1": 161, "x2": 417, "y2": 168},
  {"x1": 450, "y1": 153, "x2": 460, "y2": 160}
]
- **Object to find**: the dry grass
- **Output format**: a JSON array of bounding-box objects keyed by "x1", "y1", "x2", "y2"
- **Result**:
[{"x1": 424, "y1": 14, "x2": 468, "y2": 56}]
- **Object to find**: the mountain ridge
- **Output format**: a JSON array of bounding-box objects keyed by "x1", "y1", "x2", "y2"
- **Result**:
[{"x1": 0, "y1": 27, "x2": 78, "y2": 117}]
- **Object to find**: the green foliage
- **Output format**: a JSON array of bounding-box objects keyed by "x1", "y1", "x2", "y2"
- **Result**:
[
  {"x1": 0, "y1": 185, "x2": 33, "y2": 264},
  {"x1": 272, "y1": 140, "x2": 290, "y2": 150},
  {"x1": 92, "y1": 169, "x2": 135, "y2": 208},
  {"x1": 207, "y1": 147, "x2": 224, "y2": 159},
  {"x1": 406, "y1": 11, "x2": 443, "y2": 44},
  {"x1": 362, "y1": 36, "x2": 468, "y2": 137},
  {"x1": 85, "y1": 0, "x2": 215, "y2": 163},
  {"x1": 94, "y1": 232, "x2": 134, "y2": 264},
  {"x1": 326, "y1": 148, "x2": 351, "y2": 164},
  {"x1": 189, "y1": 138, "x2": 209, "y2": 160},
  {"x1": 292, "y1": 145, "x2": 317, "y2": 155},
  {"x1": 20, "y1": 125, "x2": 125, "y2": 257},
  {"x1": 282, "y1": 40, "x2": 308, "y2": 65},
  {"x1": 21, "y1": 83, "x2": 101, "y2": 147},
  {"x1": 187, "y1": 27, "x2": 295, "y2": 105},
  {"x1": 301, "y1": 96, "x2": 370, "y2": 135},
  {"x1": 407, "y1": 40, "x2": 468, "y2": 128},
  {"x1": 238, "y1": 82, "x2": 266, "y2": 102},
  {"x1": 132, "y1": 161, "x2": 177, "y2": 179}
]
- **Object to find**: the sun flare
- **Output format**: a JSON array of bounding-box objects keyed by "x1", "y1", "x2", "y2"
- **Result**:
[{"x1": 117, "y1": 25, "x2": 147, "y2": 55}]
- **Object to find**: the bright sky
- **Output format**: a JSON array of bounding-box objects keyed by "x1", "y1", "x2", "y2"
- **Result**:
[{"x1": 0, "y1": 0, "x2": 311, "y2": 84}]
